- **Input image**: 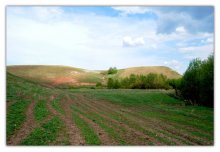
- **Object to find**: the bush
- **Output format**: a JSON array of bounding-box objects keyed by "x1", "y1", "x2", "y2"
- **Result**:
[
  {"x1": 107, "y1": 78, "x2": 120, "y2": 89},
  {"x1": 180, "y1": 54, "x2": 214, "y2": 107},
  {"x1": 107, "y1": 67, "x2": 118, "y2": 74},
  {"x1": 96, "y1": 82, "x2": 102, "y2": 87}
]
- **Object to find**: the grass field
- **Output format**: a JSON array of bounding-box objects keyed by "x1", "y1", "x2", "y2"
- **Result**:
[{"x1": 6, "y1": 72, "x2": 213, "y2": 145}]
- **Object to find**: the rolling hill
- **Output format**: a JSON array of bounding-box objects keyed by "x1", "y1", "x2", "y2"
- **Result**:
[
  {"x1": 7, "y1": 65, "x2": 181, "y2": 87},
  {"x1": 115, "y1": 66, "x2": 181, "y2": 79}
]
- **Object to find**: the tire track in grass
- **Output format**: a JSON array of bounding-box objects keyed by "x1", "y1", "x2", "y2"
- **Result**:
[
  {"x1": 68, "y1": 95, "x2": 159, "y2": 145},
  {"x1": 47, "y1": 95, "x2": 85, "y2": 145},
  {"x1": 8, "y1": 100, "x2": 38, "y2": 145},
  {"x1": 78, "y1": 94, "x2": 206, "y2": 145}
]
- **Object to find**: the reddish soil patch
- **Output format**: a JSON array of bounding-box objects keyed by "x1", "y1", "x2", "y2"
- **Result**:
[
  {"x1": 52, "y1": 77, "x2": 78, "y2": 85},
  {"x1": 50, "y1": 77, "x2": 95, "y2": 86},
  {"x1": 8, "y1": 100, "x2": 38, "y2": 145}
]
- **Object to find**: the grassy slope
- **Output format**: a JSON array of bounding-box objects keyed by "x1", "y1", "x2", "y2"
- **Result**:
[
  {"x1": 7, "y1": 65, "x2": 181, "y2": 88},
  {"x1": 7, "y1": 65, "x2": 103, "y2": 87},
  {"x1": 116, "y1": 66, "x2": 181, "y2": 79}
]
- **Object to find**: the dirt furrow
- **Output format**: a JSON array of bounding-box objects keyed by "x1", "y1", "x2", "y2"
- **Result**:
[
  {"x1": 61, "y1": 96, "x2": 117, "y2": 145},
  {"x1": 68, "y1": 94, "x2": 161, "y2": 145},
  {"x1": 74, "y1": 94, "x2": 201, "y2": 145},
  {"x1": 76, "y1": 94, "x2": 205, "y2": 145},
  {"x1": 76, "y1": 110, "x2": 117, "y2": 145},
  {"x1": 8, "y1": 100, "x2": 38, "y2": 145},
  {"x1": 47, "y1": 95, "x2": 85, "y2": 145}
]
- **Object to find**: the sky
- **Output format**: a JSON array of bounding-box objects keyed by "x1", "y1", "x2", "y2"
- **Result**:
[{"x1": 6, "y1": 6, "x2": 214, "y2": 74}]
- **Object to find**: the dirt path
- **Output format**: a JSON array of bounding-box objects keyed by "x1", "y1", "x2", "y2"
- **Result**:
[
  {"x1": 8, "y1": 100, "x2": 38, "y2": 145},
  {"x1": 47, "y1": 95, "x2": 85, "y2": 145}
]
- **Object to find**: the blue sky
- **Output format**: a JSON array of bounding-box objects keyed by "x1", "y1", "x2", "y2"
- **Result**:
[{"x1": 7, "y1": 6, "x2": 214, "y2": 74}]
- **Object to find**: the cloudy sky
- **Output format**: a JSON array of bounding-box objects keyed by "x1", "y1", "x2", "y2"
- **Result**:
[{"x1": 7, "y1": 6, "x2": 214, "y2": 74}]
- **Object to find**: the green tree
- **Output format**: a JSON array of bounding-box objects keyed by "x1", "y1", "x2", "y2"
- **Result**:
[
  {"x1": 107, "y1": 78, "x2": 114, "y2": 89},
  {"x1": 168, "y1": 78, "x2": 181, "y2": 95},
  {"x1": 199, "y1": 55, "x2": 214, "y2": 107},
  {"x1": 107, "y1": 67, "x2": 118, "y2": 74},
  {"x1": 181, "y1": 58, "x2": 202, "y2": 105},
  {"x1": 180, "y1": 54, "x2": 214, "y2": 107}
]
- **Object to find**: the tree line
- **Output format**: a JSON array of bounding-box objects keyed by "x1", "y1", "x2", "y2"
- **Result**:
[
  {"x1": 107, "y1": 73, "x2": 170, "y2": 89},
  {"x1": 105, "y1": 54, "x2": 214, "y2": 107}
]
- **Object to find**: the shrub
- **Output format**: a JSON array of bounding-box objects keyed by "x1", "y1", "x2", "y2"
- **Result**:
[
  {"x1": 96, "y1": 82, "x2": 102, "y2": 87},
  {"x1": 107, "y1": 67, "x2": 118, "y2": 75}
]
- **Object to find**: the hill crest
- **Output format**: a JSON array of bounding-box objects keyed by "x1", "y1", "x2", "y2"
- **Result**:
[{"x1": 7, "y1": 65, "x2": 181, "y2": 87}]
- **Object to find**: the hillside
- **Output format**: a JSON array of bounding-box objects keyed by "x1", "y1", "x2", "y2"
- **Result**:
[
  {"x1": 7, "y1": 65, "x2": 181, "y2": 87},
  {"x1": 116, "y1": 66, "x2": 181, "y2": 79},
  {"x1": 7, "y1": 65, "x2": 103, "y2": 87}
]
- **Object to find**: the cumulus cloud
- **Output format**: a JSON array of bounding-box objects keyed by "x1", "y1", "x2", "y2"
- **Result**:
[{"x1": 122, "y1": 36, "x2": 145, "y2": 47}]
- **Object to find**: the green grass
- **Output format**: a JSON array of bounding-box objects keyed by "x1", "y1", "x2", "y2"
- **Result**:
[
  {"x1": 21, "y1": 117, "x2": 64, "y2": 145},
  {"x1": 71, "y1": 89, "x2": 213, "y2": 144},
  {"x1": 52, "y1": 97, "x2": 65, "y2": 114},
  {"x1": 72, "y1": 111, "x2": 101, "y2": 145},
  {"x1": 7, "y1": 99, "x2": 31, "y2": 140},
  {"x1": 71, "y1": 105, "x2": 126, "y2": 145},
  {"x1": 34, "y1": 100, "x2": 50, "y2": 122},
  {"x1": 7, "y1": 72, "x2": 214, "y2": 145}
]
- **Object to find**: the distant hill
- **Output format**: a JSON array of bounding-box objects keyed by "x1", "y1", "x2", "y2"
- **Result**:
[
  {"x1": 116, "y1": 66, "x2": 181, "y2": 79},
  {"x1": 7, "y1": 65, "x2": 181, "y2": 87}
]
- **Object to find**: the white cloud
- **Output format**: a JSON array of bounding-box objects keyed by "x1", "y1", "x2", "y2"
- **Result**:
[
  {"x1": 6, "y1": 6, "x2": 214, "y2": 74},
  {"x1": 201, "y1": 37, "x2": 213, "y2": 44},
  {"x1": 31, "y1": 7, "x2": 63, "y2": 21},
  {"x1": 179, "y1": 44, "x2": 213, "y2": 53},
  {"x1": 164, "y1": 60, "x2": 182, "y2": 70},
  {"x1": 112, "y1": 7, "x2": 150, "y2": 15},
  {"x1": 175, "y1": 26, "x2": 186, "y2": 34},
  {"x1": 179, "y1": 44, "x2": 213, "y2": 60},
  {"x1": 7, "y1": 7, "x2": 161, "y2": 70},
  {"x1": 122, "y1": 36, "x2": 145, "y2": 47}
]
